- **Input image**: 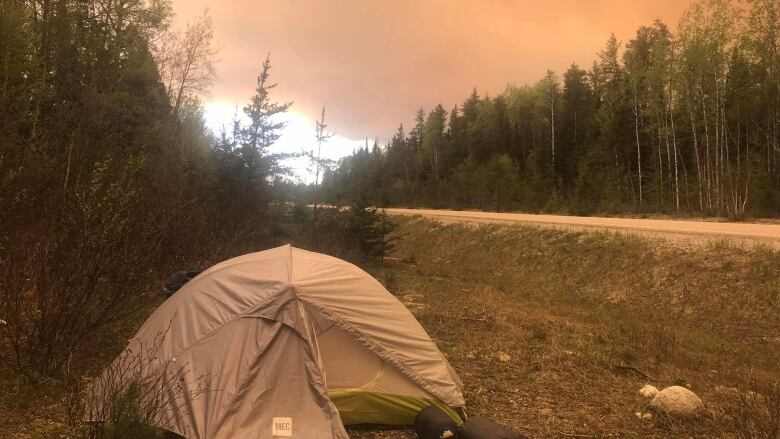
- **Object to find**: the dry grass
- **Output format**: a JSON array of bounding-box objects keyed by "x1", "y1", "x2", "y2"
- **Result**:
[
  {"x1": 352, "y1": 217, "x2": 780, "y2": 438},
  {"x1": 2, "y1": 217, "x2": 778, "y2": 438}
]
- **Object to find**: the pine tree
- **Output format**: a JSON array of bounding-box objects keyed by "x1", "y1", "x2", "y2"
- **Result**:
[
  {"x1": 239, "y1": 54, "x2": 292, "y2": 201},
  {"x1": 421, "y1": 104, "x2": 448, "y2": 181}
]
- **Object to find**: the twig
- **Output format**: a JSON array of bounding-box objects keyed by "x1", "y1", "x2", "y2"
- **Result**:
[{"x1": 611, "y1": 363, "x2": 656, "y2": 381}]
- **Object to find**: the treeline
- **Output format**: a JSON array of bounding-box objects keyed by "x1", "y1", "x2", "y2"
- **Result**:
[
  {"x1": 323, "y1": 0, "x2": 780, "y2": 218},
  {"x1": 0, "y1": 0, "x2": 290, "y2": 379}
]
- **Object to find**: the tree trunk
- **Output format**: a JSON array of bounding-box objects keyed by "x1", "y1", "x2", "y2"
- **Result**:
[
  {"x1": 550, "y1": 96, "x2": 555, "y2": 169},
  {"x1": 688, "y1": 92, "x2": 703, "y2": 212},
  {"x1": 669, "y1": 89, "x2": 680, "y2": 212},
  {"x1": 633, "y1": 87, "x2": 643, "y2": 205}
]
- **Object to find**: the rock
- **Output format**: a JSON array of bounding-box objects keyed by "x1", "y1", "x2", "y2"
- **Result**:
[
  {"x1": 634, "y1": 412, "x2": 653, "y2": 421},
  {"x1": 496, "y1": 352, "x2": 511, "y2": 362},
  {"x1": 650, "y1": 386, "x2": 703, "y2": 417},
  {"x1": 539, "y1": 408, "x2": 553, "y2": 417},
  {"x1": 745, "y1": 390, "x2": 765, "y2": 402},
  {"x1": 466, "y1": 351, "x2": 477, "y2": 359},
  {"x1": 639, "y1": 384, "x2": 659, "y2": 398},
  {"x1": 714, "y1": 385, "x2": 739, "y2": 396}
]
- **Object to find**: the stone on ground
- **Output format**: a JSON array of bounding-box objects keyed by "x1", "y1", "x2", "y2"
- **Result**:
[
  {"x1": 634, "y1": 412, "x2": 653, "y2": 421},
  {"x1": 650, "y1": 385, "x2": 703, "y2": 417},
  {"x1": 638, "y1": 384, "x2": 659, "y2": 398}
]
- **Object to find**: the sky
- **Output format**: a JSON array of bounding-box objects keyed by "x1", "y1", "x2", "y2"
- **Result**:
[{"x1": 172, "y1": 0, "x2": 693, "y2": 181}]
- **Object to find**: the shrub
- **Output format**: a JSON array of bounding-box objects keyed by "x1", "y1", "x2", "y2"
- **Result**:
[
  {"x1": 718, "y1": 377, "x2": 780, "y2": 438},
  {"x1": 72, "y1": 330, "x2": 210, "y2": 439},
  {"x1": 292, "y1": 205, "x2": 398, "y2": 263},
  {"x1": 0, "y1": 156, "x2": 174, "y2": 378}
]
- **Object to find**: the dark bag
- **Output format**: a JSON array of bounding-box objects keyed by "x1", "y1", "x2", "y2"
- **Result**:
[
  {"x1": 459, "y1": 416, "x2": 526, "y2": 439},
  {"x1": 160, "y1": 271, "x2": 201, "y2": 299},
  {"x1": 414, "y1": 405, "x2": 459, "y2": 439}
]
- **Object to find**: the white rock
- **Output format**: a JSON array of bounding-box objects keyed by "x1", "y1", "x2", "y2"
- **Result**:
[
  {"x1": 539, "y1": 408, "x2": 553, "y2": 417},
  {"x1": 650, "y1": 386, "x2": 703, "y2": 417},
  {"x1": 635, "y1": 412, "x2": 653, "y2": 421},
  {"x1": 496, "y1": 351, "x2": 511, "y2": 362},
  {"x1": 745, "y1": 390, "x2": 765, "y2": 402},
  {"x1": 639, "y1": 384, "x2": 659, "y2": 398},
  {"x1": 714, "y1": 385, "x2": 739, "y2": 395}
]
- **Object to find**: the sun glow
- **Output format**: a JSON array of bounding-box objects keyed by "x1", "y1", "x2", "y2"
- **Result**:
[{"x1": 203, "y1": 101, "x2": 364, "y2": 183}]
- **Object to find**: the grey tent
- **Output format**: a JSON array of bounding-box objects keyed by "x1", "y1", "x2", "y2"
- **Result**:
[{"x1": 101, "y1": 245, "x2": 464, "y2": 438}]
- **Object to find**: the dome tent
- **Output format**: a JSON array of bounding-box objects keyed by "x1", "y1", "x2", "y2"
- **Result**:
[{"x1": 105, "y1": 245, "x2": 464, "y2": 438}]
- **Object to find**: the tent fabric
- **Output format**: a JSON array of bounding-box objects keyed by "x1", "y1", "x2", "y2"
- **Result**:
[
  {"x1": 107, "y1": 245, "x2": 464, "y2": 438},
  {"x1": 315, "y1": 318, "x2": 461, "y2": 425}
]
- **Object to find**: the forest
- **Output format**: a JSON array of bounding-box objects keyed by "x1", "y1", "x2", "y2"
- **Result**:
[
  {"x1": 0, "y1": 0, "x2": 395, "y2": 393},
  {"x1": 0, "y1": 0, "x2": 299, "y2": 381},
  {"x1": 1, "y1": 1, "x2": 779, "y2": 437},
  {"x1": 322, "y1": 0, "x2": 780, "y2": 218}
]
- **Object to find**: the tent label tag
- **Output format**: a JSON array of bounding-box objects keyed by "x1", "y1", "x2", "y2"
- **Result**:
[{"x1": 273, "y1": 417, "x2": 292, "y2": 436}]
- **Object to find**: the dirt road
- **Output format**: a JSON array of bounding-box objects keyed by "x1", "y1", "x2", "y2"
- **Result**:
[{"x1": 385, "y1": 208, "x2": 780, "y2": 247}]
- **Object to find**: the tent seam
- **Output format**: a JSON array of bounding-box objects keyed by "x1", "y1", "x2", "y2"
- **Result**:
[
  {"x1": 291, "y1": 250, "x2": 347, "y2": 438},
  {"x1": 295, "y1": 295, "x2": 462, "y2": 407},
  {"x1": 136, "y1": 283, "x2": 292, "y2": 375},
  {"x1": 295, "y1": 301, "x2": 348, "y2": 438}
]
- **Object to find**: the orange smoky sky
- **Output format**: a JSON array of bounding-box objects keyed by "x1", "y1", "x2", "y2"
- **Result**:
[{"x1": 172, "y1": 0, "x2": 692, "y2": 142}]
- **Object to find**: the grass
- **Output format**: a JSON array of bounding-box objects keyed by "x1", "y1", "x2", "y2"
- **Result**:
[
  {"x1": 351, "y1": 217, "x2": 780, "y2": 438},
  {"x1": 2, "y1": 216, "x2": 779, "y2": 438}
]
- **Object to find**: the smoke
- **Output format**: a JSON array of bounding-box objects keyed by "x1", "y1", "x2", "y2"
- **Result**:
[{"x1": 174, "y1": 0, "x2": 688, "y2": 140}]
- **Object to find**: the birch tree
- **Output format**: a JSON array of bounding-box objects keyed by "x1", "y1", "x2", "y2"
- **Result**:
[{"x1": 155, "y1": 9, "x2": 218, "y2": 121}]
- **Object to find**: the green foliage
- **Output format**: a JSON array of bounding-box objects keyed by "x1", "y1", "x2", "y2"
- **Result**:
[
  {"x1": 346, "y1": 204, "x2": 399, "y2": 261},
  {"x1": 292, "y1": 206, "x2": 398, "y2": 263},
  {"x1": 0, "y1": 0, "x2": 290, "y2": 385},
  {"x1": 82, "y1": 383, "x2": 163, "y2": 439}
]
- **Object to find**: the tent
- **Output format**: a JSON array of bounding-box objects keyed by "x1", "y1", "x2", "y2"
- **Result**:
[{"x1": 104, "y1": 244, "x2": 465, "y2": 438}]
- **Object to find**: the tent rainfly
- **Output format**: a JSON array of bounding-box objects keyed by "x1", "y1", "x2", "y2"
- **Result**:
[{"x1": 103, "y1": 245, "x2": 465, "y2": 438}]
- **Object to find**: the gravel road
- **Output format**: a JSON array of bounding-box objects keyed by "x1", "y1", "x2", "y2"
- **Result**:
[{"x1": 385, "y1": 208, "x2": 780, "y2": 248}]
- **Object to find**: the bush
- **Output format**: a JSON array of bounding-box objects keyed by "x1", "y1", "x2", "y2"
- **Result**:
[
  {"x1": 345, "y1": 204, "x2": 398, "y2": 261},
  {"x1": 293, "y1": 205, "x2": 398, "y2": 263},
  {"x1": 0, "y1": 156, "x2": 173, "y2": 378},
  {"x1": 72, "y1": 329, "x2": 209, "y2": 439},
  {"x1": 714, "y1": 377, "x2": 780, "y2": 438}
]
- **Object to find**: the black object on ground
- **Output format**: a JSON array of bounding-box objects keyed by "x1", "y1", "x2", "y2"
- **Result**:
[
  {"x1": 459, "y1": 416, "x2": 527, "y2": 439},
  {"x1": 160, "y1": 271, "x2": 201, "y2": 299},
  {"x1": 415, "y1": 405, "x2": 459, "y2": 439}
]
